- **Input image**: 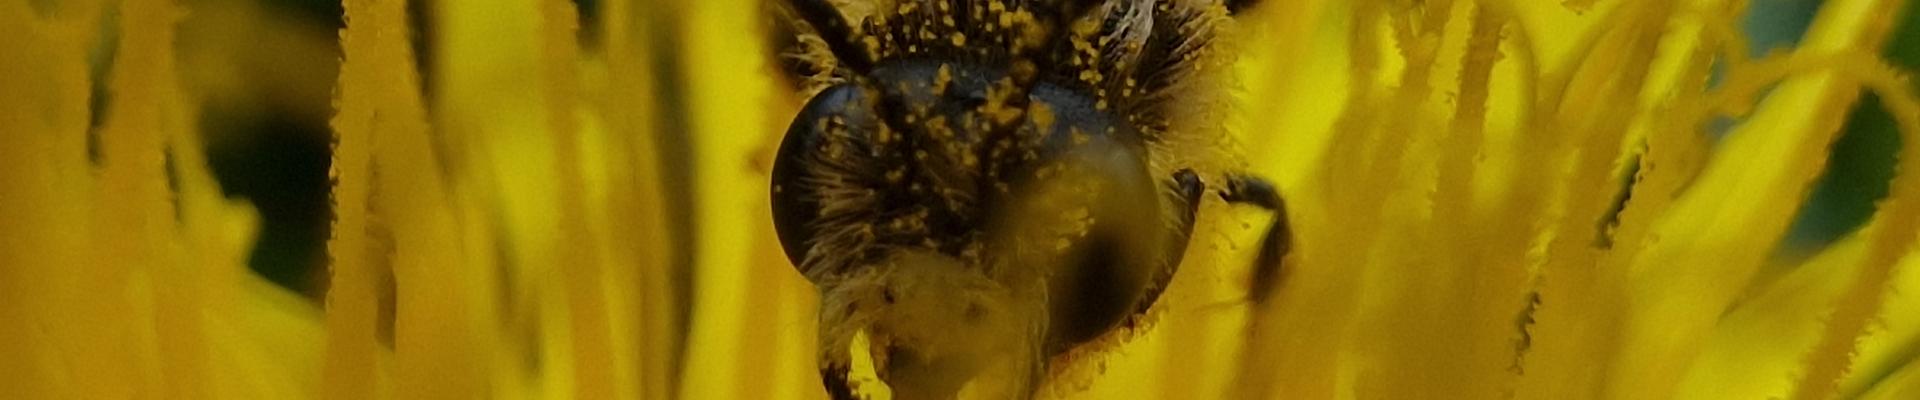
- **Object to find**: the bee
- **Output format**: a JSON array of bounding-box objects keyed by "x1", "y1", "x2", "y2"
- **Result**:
[{"x1": 767, "y1": 0, "x2": 1286, "y2": 398}]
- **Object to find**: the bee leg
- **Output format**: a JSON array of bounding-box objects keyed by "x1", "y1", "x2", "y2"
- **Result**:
[
  {"x1": 821, "y1": 364, "x2": 857, "y2": 400},
  {"x1": 1218, "y1": 175, "x2": 1292, "y2": 303}
]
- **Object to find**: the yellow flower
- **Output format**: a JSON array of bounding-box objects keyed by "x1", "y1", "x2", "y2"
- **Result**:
[
  {"x1": 1230, "y1": 0, "x2": 1920, "y2": 399},
  {"x1": 3, "y1": 0, "x2": 1919, "y2": 399}
]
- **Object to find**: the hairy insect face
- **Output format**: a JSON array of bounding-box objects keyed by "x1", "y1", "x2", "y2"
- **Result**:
[
  {"x1": 767, "y1": 1, "x2": 1284, "y2": 398},
  {"x1": 773, "y1": 58, "x2": 1156, "y2": 274},
  {"x1": 771, "y1": 58, "x2": 1187, "y2": 397}
]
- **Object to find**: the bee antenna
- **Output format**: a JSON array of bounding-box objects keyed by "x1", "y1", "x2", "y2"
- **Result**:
[{"x1": 788, "y1": 0, "x2": 874, "y2": 73}]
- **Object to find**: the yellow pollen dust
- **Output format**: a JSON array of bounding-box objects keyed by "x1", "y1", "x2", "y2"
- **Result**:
[
  {"x1": 925, "y1": 116, "x2": 952, "y2": 139},
  {"x1": 1029, "y1": 102, "x2": 1057, "y2": 133},
  {"x1": 862, "y1": 36, "x2": 883, "y2": 57}
]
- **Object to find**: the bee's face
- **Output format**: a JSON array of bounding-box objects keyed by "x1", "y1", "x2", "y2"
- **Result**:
[
  {"x1": 771, "y1": 57, "x2": 1147, "y2": 265},
  {"x1": 770, "y1": 57, "x2": 1173, "y2": 343},
  {"x1": 767, "y1": 1, "x2": 1251, "y2": 398},
  {"x1": 770, "y1": 57, "x2": 1192, "y2": 398}
]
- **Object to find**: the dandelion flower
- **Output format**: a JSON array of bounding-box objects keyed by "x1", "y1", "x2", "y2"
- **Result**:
[{"x1": 3, "y1": 0, "x2": 1920, "y2": 399}]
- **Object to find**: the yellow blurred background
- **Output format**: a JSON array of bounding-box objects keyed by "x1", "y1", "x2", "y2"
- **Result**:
[{"x1": 6, "y1": 0, "x2": 1920, "y2": 399}]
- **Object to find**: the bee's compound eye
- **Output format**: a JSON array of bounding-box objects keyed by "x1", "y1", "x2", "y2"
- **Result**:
[
  {"x1": 772, "y1": 84, "x2": 876, "y2": 272},
  {"x1": 1049, "y1": 169, "x2": 1168, "y2": 351},
  {"x1": 989, "y1": 139, "x2": 1170, "y2": 353}
]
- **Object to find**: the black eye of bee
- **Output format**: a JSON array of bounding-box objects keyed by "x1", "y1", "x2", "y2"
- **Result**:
[{"x1": 770, "y1": 83, "x2": 869, "y2": 265}]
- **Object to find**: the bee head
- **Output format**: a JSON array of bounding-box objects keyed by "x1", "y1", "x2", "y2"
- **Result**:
[
  {"x1": 770, "y1": 59, "x2": 1183, "y2": 398},
  {"x1": 769, "y1": 1, "x2": 1235, "y2": 397}
]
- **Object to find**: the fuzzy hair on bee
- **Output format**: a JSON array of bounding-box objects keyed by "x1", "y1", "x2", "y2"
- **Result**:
[{"x1": 765, "y1": 0, "x2": 1286, "y2": 398}]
